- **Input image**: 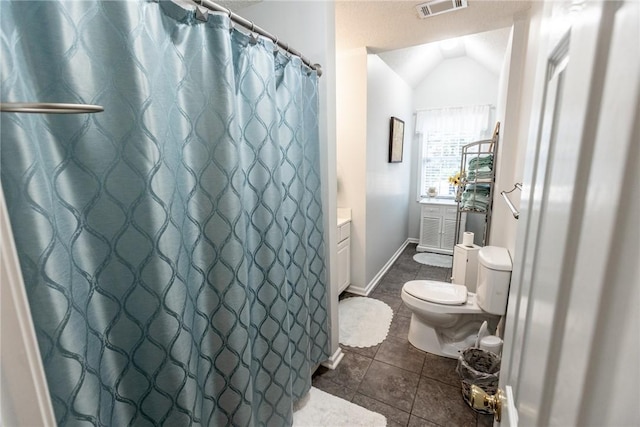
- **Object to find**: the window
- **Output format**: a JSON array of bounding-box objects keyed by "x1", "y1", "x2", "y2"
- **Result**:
[{"x1": 416, "y1": 105, "x2": 493, "y2": 198}]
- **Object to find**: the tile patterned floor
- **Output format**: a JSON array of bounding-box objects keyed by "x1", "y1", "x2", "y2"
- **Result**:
[{"x1": 312, "y1": 244, "x2": 493, "y2": 427}]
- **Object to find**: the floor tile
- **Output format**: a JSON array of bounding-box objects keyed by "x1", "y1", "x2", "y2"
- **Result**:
[
  {"x1": 352, "y1": 393, "x2": 411, "y2": 427},
  {"x1": 392, "y1": 259, "x2": 422, "y2": 275},
  {"x1": 375, "y1": 335, "x2": 426, "y2": 374},
  {"x1": 313, "y1": 350, "x2": 371, "y2": 390},
  {"x1": 372, "y1": 282, "x2": 404, "y2": 298},
  {"x1": 321, "y1": 242, "x2": 491, "y2": 427},
  {"x1": 384, "y1": 269, "x2": 417, "y2": 285},
  {"x1": 341, "y1": 343, "x2": 379, "y2": 359},
  {"x1": 311, "y1": 375, "x2": 356, "y2": 402},
  {"x1": 421, "y1": 352, "x2": 460, "y2": 387},
  {"x1": 417, "y1": 265, "x2": 451, "y2": 282},
  {"x1": 476, "y1": 413, "x2": 494, "y2": 427},
  {"x1": 408, "y1": 415, "x2": 440, "y2": 427},
  {"x1": 403, "y1": 244, "x2": 419, "y2": 256},
  {"x1": 412, "y1": 376, "x2": 477, "y2": 427},
  {"x1": 369, "y1": 292, "x2": 403, "y2": 310},
  {"x1": 397, "y1": 300, "x2": 413, "y2": 318},
  {"x1": 387, "y1": 314, "x2": 411, "y2": 339},
  {"x1": 357, "y1": 360, "x2": 420, "y2": 413}
]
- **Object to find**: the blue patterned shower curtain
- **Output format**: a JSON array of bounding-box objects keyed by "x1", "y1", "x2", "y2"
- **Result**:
[{"x1": 0, "y1": 1, "x2": 329, "y2": 425}]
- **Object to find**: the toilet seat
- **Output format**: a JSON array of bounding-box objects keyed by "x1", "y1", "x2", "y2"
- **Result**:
[
  {"x1": 401, "y1": 280, "x2": 483, "y2": 314},
  {"x1": 403, "y1": 280, "x2": 468, "y2": 305}
]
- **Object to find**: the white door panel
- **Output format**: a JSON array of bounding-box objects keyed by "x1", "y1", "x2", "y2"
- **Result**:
[
  {"x1": 499, "y1": 1, "x2": 639, "y2": 426},
  {"x1": 549, "y1": 1, "x2": 639, "y2": 424}
]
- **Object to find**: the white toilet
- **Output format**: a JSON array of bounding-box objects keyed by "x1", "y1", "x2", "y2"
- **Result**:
[{"x1": 401, "y1": 246, "x2": 512, "y2": 359}]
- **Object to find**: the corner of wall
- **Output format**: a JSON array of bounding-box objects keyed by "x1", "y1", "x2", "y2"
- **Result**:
[
  {"x1": 336, "y1": 47, "x2": 368, "y2": 288},
  {"x1": 364, "y1": 55, "x2": 413, "y2": 284},
  {"x1": 489, "y1": 3, "x2": 544, "y2": 254}
]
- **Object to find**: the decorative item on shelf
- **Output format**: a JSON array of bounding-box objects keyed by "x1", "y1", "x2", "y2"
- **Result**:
[
  {"x1": 448, "y1": 171, "x2": 464, "y2": 187},
  {"x1": 449, "y1": 171, "x2": 465, "y2": 201},
  {"x1": 388, "y1": 116, "x2": 405, "y2": 163},
  {"x1": 427, "y1": 186, "x2": 438, "y2": 198}
]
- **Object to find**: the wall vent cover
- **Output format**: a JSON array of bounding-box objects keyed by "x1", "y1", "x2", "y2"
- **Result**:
[{"x1": 416, "y1": 0, "x2": 468, "y2": 18}]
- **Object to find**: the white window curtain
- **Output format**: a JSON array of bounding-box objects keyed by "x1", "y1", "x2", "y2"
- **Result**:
[{"x1": 416, "y1": 105, "x2": 493, "y2": 198}]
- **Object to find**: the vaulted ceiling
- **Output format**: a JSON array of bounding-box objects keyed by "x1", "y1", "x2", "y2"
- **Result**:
[
  {"x1": 376, "y1": 26, "x2": 512, "y2": 87},
  {"x1": 336, "y1": 1, "x2": 533, "y2": 87}
]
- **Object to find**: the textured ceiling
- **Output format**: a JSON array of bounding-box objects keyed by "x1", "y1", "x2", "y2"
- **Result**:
[{"x1": 336, "y1": 0, "x2": 533, "y2": 52}]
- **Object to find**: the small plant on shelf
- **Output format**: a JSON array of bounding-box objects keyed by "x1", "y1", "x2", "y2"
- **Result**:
[
  {"x1": 449, "y1": 171, "x2": 465, "y2": 201},
  {"x1": 448, "y1": 171, "x2": 465, "y2": 186}
]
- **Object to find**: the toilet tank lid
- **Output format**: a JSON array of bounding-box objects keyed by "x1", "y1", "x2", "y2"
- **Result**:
[
  {"x1": 404, "y1": 280, "x2": 468, "y2": 305},
  {"x1": 478, "y1": 246, "x2": 512, "y2": 271}
]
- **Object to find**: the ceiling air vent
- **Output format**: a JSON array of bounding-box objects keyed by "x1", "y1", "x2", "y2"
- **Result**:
[{"x1": 416, "y1": 0, "x2": 468, "y2": 18}]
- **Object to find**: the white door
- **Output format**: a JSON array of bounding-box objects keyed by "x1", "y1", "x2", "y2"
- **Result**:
[{"x1": 498, "y1": 0, "x2": 639, "y2": 425}]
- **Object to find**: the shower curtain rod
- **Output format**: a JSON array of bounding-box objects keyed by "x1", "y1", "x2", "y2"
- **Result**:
[{"x1": 194, "y1": 0, "x2": 322, "y2": 77}]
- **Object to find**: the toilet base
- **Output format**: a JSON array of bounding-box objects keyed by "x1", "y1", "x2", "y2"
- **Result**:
[{"x1": 407, "y1": 313, "x2": 492, "y2": 359}]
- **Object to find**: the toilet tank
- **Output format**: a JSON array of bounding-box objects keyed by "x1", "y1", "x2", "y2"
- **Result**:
[{"x1": 476, "y1": 246, "x2": 512, "y2": 315}]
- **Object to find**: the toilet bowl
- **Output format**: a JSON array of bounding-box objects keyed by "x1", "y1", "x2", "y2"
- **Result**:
[{"x1": 401, "y1": 246, "x2": 512, "y2": 359}]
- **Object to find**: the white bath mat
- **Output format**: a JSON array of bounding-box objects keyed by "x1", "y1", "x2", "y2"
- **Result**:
[
  {"x1": 413, "y1": 252, "x2": 453, "y2": 268},
  {"x1": 294, "y1": 387, "x2": 386, "y2": 427},
  {"x1": 339, "y1": 297, "x2": 393, "y2": 348}
]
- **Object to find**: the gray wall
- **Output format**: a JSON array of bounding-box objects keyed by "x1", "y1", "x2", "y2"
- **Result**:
[{"x1": 365, "y1": 54, "x2": 413, "y2": 284}]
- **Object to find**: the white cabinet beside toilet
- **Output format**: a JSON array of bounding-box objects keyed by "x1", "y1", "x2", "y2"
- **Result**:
[{"x1": 452, "y1": 243, "x2": 481, "y2": 292}]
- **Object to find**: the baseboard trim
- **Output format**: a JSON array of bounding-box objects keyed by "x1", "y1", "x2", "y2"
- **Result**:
[
  {"x1": 344, "y1": 282, "x2": 374, "y2": 296},
  {"x1": 346, "y1": 238, "x2": 413, "y2": 296},
  {"x1": 321, "y1": 347, "x2": 344, "y2": 370}
]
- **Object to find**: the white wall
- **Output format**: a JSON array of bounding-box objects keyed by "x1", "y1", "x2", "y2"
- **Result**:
[
  {"x1": 413, "y1": 56, "x2": 500, "y2": 111},
  {"x1": 408, "y1": 57, "x2": 500, "y2": 239},
  {"x1": 336, "y1": 51, "x2": 414, "y2": 292},
  {"x1": 336, "y1": 48, "x2": 368, "y2": 291},
  {"x1": 490, "y1": 7, "x2": 543, "y2": 254},
  {"x1": 240, "y1": 1, "x2": 340, "y2": 358},
  {"x1": 365, "y1": 54, "x2": 413, "y2": 284}
]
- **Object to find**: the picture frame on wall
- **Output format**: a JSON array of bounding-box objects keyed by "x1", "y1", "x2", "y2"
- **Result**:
[{"x1": 389, "y1": 116, "x2": 405, "y2": 163}]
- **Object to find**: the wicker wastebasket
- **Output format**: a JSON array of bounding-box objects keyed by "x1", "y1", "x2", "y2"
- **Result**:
[{"x1": 455, "y1": 348, "x2": 501, "y2": 413}]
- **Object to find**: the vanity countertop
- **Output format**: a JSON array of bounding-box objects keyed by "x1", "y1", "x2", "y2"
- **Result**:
[
  {"x1": 337, "y1": 216, "x2": 350, "y2": 227},
  {"x1": 419, "y1": 198, "x2": 457, "y2": 206}
]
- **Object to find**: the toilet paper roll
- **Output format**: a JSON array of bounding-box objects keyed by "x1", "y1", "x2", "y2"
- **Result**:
[
  {"x1": 480, "y1": 335, "x2": 503, "y2": 355},
  {"x1": 463, "y1": 231, "x2": 474, "y2": 247}
]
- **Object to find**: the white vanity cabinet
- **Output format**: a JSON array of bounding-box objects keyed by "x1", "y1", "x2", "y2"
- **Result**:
[
  {"x1": 337, "y1": 220, "x2": 351, "y2": 294},
  {"x1": 417, "y1": 201, "x2": 465, "y2": 255}
]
